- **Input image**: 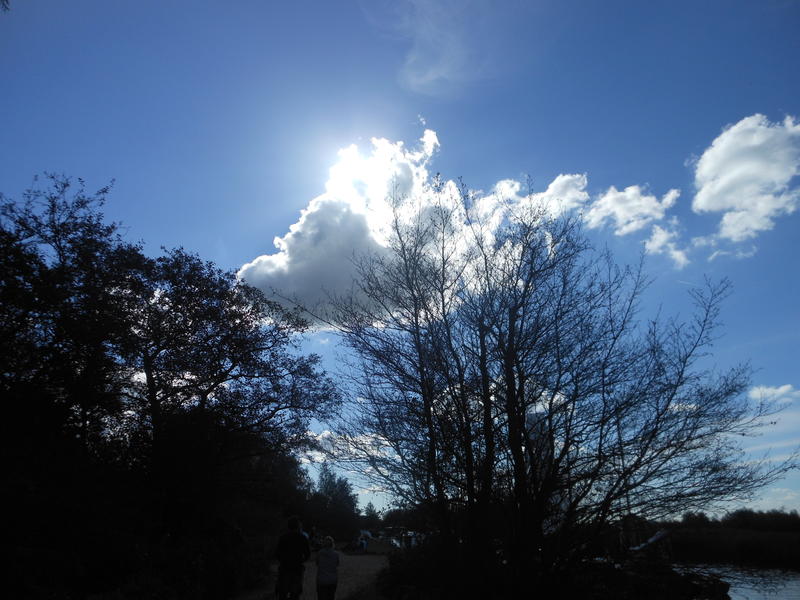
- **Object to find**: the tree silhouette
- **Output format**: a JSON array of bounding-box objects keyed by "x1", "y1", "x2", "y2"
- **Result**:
[
  {"x1": 328, "y1": 184, "x2": 797, "y2": 589},
  {"x1": 361, "y1": 501, "x2": 382, "y2": 532},
  {"x1": 2, "y1": 175, "x2": 339, "y2": 597},
  {"x1": 306, "y1": 463, "x2": 359, "y2": 539}
]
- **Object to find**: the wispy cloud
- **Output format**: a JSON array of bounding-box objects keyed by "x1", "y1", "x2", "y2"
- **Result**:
[
  {"x1": 746, "y1": 486, "x2": 800, "y2": 511},
  {"x1": 361, "y1": 0, "x2": 521, "y2": 96},
  {"x1": 745, "y1": 384, "x2": 800, "y2": 456},
  {"x1": 749, "y1": 384, "x2": 800, "y2": 403},
  {"x1": 398, "y1": 0, "x2": 481, "y2": 95}
]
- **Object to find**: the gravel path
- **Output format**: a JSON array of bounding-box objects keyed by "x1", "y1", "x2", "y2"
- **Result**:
[{"x1": 238, "y1": 552, "x2": 388, "y2": 600}]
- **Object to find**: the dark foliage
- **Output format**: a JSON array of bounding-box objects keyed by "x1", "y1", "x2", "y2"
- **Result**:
[
  {"x1": 1, "y1": 175, "x2": 340, "y2": 598},
  {"x1": 302, "y1": 463, "x2": 360, "y2": 541},
  {"x1": 681, "y1": 508, "x2": 800, "y2": 532},
  {"x1": 667, "y1": 509, "x2": 800, "y2": 570},
  {"x1": 720, "y1": 508, "x2": 800, "y2": 531},
  {"x1": 361, "y1": 501, "x2": 382, "y2": 532},
  {"x1": 381, "y1": 505, "x2": 431, "y2": 533},
  {"x1": 377, "y1": 540, "x2": 730, "y2": 600}
]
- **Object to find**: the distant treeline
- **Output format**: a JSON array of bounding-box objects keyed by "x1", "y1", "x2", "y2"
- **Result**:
[
  {"x1": 1, "y1": 176, "x2": 360, "y2": 598},
  {"x1": 679, "y1": 508, "x2": 800, "y2": 531},
  {"x1": 665, "y1": 509, "x2": 800, "y2": 571}
]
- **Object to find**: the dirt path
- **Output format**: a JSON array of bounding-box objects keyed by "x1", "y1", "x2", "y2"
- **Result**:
[{"x1": 238, "y1": 552, "x2": 388, "y2": 600}]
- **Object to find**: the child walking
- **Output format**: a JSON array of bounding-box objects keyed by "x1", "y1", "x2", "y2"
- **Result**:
[{"x1": 316, "y1": 536, "x2": 340, "y2": 600}]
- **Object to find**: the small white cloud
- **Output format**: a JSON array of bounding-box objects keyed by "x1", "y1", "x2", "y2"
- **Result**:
[
  {"x1": 585, "y1": 185, "x2": 680, "y2": 235},
  {"x1": 644, "y1": 224, "x2": 689, "y2": 269},
  {"x1": 492, "y1": 178, "x2": 523, "y2": 202},
  {"x1": 691, "y1": 235, "x2": 715, "y2": 248},
  {"x1": 491, "y1": 174, "x2": 589, "y2": 220},
  {"x1": 692, "y1": 114, "x2": 800, "y2": 242},
  {"x1": 525, "y1": 173, "x2": 590, "y2": 216},
  {"x1": 749, "y1": 384, "x2": 800, "y2": 402}
]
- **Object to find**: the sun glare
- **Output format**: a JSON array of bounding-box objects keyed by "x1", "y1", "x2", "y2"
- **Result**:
[{"x1": 324, "y1": 137, "x2": 429, "y2": 246}]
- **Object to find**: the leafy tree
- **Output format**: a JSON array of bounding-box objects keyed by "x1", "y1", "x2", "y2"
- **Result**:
[
  {"x1": 362, "y1": 501, "x2": 382, "y2": 532},
  {"x1": 1, "y1": 175, "x2": 339, "y2": 598},
  {"x1": 682, "y1": 511, "x2": 715, "y2": 528},
  {"x1": 1, "y1": 174, "x2": 143, "y2": 454},
  {"x1": 306, "y1": 463, "x2": 360, "y2": 539},
  {"x1": 113, "y1": 247, "x2": 338, "y2": 466},
  {"x1": 1, "y1": 175, "x2": 154, "y2": 596}
]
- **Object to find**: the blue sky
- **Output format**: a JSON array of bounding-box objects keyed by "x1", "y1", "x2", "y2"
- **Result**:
[{"x1": 2, "y1": 0, "x2": 799, "y2": 511}]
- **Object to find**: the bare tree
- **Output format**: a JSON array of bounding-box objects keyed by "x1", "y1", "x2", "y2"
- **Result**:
[{"x1": 326, "y1": 184, "x2": 796, "y2": 582}]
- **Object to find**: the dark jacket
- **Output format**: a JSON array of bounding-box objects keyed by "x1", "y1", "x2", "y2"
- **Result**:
[{"x1": 276, "y1": 531, "x2": 310, "y2": 574}]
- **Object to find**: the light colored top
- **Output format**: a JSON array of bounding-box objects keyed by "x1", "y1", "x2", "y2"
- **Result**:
[{"x1": 316, "y1": 547, "x2": 340, "y2": 585}]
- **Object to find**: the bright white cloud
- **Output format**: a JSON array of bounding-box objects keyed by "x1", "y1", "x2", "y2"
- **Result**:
[
  {"x1": 644, "y1": 223, "x2": 689, "y2": 269},
  {"x1": 238, "y1": 131, "x2": 439, "y2": 310},
  {"x1": 489, "y1": 173, "x2": 589, "y2": 219},
  {"x1": 585, "y1": 185, "x2": 680, "y2": 235},
  {"x1": 239, "y1": 126, "x2": 695, "y2": 308},
  {"x1": 525, "y1": 173, "x2": 590, "y2": 216},
  {"x1": 242, "y1": 129, "x2": 591, "y2": 310},
  {"x1": 241, "y1": 114, "x2": 800, "y2": 308},
  {"x1": 693, "y1": 114, "x2": 800, "y2": 242}
]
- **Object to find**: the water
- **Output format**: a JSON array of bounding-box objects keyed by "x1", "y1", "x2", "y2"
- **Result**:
[{"x1": 682, "y1": 565, "x2": 800, "y2": 600}]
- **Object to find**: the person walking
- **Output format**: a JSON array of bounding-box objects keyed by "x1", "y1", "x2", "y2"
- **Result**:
[
  {"x1": 315, "y1": 536, "x2": 340, "y2": 600},
  {"x1": 276, "y1": 516, "x2": 311, "y2": 600}
]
